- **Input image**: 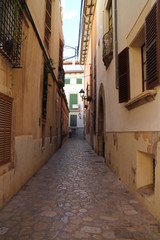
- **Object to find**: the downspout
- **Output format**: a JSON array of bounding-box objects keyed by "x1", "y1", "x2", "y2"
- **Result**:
[{"x1": 114, "y1": 0, "x2": 118, "y2": 88}]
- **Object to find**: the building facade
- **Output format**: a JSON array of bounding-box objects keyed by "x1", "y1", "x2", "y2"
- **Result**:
[
  {"x1": 0, "y1": 0, "x2": 69, "y2": 207},
  {"x1": 64, "y1": 61, "x2": 84, "y2": 137},
  {"x1": 81, "y1": 0, "x2": 160, "y2": 220}
]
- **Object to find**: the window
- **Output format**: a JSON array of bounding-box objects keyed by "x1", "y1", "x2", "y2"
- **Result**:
[
  {"x1": 45, "y1": 0, "x2": 52, "y2": 49},
  {"x1": 118, "y1": 47, "x2": 130, "y2": 103},
  {"x1": 0, "y1": 92, "x2": 13, "y2": 166},
  {"x1": 76, "y1": 78, "x2": 82, "y2": 84},
  {"x1": 65, "y1": 78, "x2": 70, "y2": 84},
  {"x1": 70, "y1": 115, "x2": 77, "y2": 127},
  {"x1": 42, "y1": 64, "x2": 48, "y2": 119},
  {"x1": 0, "y1": 0, "x2": 23, "y2": 67},
  {"x1": 69, "y1": 94, "x2": 78, "y2": 110},
  {"x1": 141, "y1": 44, "x2": 147, "y2": 91}
]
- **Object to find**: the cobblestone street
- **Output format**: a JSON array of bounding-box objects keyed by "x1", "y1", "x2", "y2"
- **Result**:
[{"x1": 0, "y1": 137, "x2": 160, "y2": 240}]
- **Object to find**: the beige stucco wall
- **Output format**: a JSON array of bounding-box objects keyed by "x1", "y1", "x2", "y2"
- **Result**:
[
  {"x1": 105, "y1": 131, "x2": 160, "y2": 221},
  {"x1": 0, "y1": 0, "x2": 68, "y2": 207},
  {"x1": 81, "y1": 0, "x2": 160, "y2": 220}
]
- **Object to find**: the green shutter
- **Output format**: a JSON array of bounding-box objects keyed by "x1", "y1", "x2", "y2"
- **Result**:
[
  {"x1": 76, "y1": 78, "x2": 82, "y2": 84},
  {"x1": 69, "y1": 94, "x2": 78, "y2": 110},
  {"x1": 70, "y1": 115, "x2": 77, "y2": 127},
  {"x1": 65, "y1": 78, "x2": 70, "y2": 84}
]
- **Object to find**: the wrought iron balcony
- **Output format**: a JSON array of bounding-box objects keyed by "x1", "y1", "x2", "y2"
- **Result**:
[
  {"x1": 58, "y1": 67, "x2": 65, "y2": 88},
  {"x1": 103, "y1": 28, "x2": 113, "y2": 70}
]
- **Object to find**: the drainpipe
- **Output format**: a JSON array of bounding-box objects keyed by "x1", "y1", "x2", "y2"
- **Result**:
[{"x1": 114, "y1": 0, "x2": 118, "y2": 89}]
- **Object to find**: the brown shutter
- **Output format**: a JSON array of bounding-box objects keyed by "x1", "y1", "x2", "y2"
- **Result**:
[
  {"x1": 0, "y1": 93, "x2": 13, "y2": 166},
  {"x1": 118, "y1": 47, "x2": 130, "y2": 103},
  {"x1": 45, "y1": 0, "x2": 52, "y2": 49},
  {"x1": 146, "y1": 3, "x2": 159, "y2": 89},
  {"x1": 158, "y1": 0, "x2": 160, "y2": 84},
  {"x1": 59, "y1": 39, "x2": 63, "y2": 69}
]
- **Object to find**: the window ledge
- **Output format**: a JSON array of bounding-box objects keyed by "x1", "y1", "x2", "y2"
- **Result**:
[{"x1": 125, "y1": 90, "x2": 157, "y2": 110}]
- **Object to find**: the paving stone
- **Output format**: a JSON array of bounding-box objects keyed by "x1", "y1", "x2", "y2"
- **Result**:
[
  {"x1": 81, "y1": 226, "x2": 102, "y2": 234},
  {"x1": 0, "y1": 137, "x2": 159, "y2": 239}
]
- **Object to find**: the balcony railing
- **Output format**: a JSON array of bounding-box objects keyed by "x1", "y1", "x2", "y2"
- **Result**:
[
  {"x1": 103, "y1": 28, "x2": 113, "y2": 70},
  {"x1": 58, "y1": 67, "x2": 65, "y2": 88}
]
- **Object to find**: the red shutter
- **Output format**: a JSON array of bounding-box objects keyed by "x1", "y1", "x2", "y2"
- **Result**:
[
  {"x1": 0, "y1": 93, "x2": 13, "y2": 166},
  {"x1": 146, "y1": 3, "x2": 159, "y2": 89},
  {"x1": 118, "y1": 47, "x2": 130, "y2": 103}
]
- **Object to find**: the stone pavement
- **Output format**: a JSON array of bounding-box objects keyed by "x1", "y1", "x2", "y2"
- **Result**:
[{"x1": 0, "y1": 137, "x2": 160, "y2": 240}]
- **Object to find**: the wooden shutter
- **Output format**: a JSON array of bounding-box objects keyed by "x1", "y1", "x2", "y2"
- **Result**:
[
  {"x1": 59, "y1": 39, "x2": 63, "y2": 69},
  {"x1": 70, "y1": 115, "x2": 77, "y2": 127},
  {"x1": 118, "y1": 47, "x2": 130, "y2": 103},
  {"x1": 145, "y1": 3, "x2": 159, "y2": 89},
  {"x1": 42, "y1": 65, "x2": 48, "y2": 119},
  {"x1": 0, "y1": 93, "x2": 13, "y2": 166},
  {"x1": 69, "y1": 94, "x2": 78, "y2": 110},
  {"x1": 45, "y1": 0, "x2": 52, "y2": 48}
]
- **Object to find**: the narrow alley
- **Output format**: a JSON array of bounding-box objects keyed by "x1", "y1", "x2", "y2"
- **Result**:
[{"x1": 0, "y1": 137, "x2": 160, "y2": 240}]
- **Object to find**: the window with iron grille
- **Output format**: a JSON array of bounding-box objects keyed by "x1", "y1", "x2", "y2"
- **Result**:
[
  {"x1": 70, "y1": 115, "x2": 77, "y2": 127},
  {"x1": 0, "y1": 0, "x2": 23, "y2": 67},
  {"x1": 45, "y1": 0, "x2": 52, "y2": 49},
  {"x1": 0, "y1": 92, "x2": 13, "y2": 166}
]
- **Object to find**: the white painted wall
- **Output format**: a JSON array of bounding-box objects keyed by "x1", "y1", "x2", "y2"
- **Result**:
[
  {"x1": 64, "y1": 62, "x2": 84, "y2": 129},
  {"x1": 96, "y1": 0, "x2": 160, "y2": 132}
]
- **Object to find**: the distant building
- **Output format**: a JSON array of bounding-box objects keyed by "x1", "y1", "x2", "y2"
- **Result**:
[{"x1": 64, "y1": 61, "x2": 84, "y2": 137}]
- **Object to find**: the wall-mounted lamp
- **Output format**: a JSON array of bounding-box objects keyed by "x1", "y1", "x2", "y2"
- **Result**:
[{"x1": 79, "y1": 89, "x2": 87, "y2": 100}]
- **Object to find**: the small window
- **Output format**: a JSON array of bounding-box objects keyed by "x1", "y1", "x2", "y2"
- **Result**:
[
  {"x1": 65, "y1": 78, "x2": 70, "y2": 84},
  {"x1": 70, "y1": 115, "x2": 77, "y2": 127},
  {"x1": 76, "y1": 78, "x2": 82, "y2": 84}
]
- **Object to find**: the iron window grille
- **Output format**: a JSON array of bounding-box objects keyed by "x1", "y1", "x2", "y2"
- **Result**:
[{"x1": 0, "y1": 0, "x2": 23, "y2": 67}]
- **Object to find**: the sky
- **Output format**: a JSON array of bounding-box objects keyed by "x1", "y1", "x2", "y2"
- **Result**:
[{"x1": 62, "y1": 0, "x2": 82, "y2": 61}]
